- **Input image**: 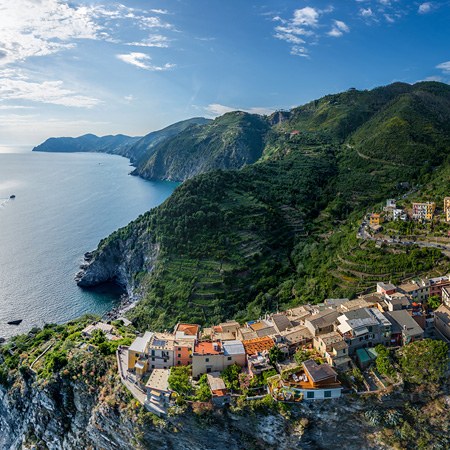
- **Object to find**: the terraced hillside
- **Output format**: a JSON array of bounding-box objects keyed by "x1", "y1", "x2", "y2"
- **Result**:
[{"x1": 77, "y1": 81, "x2": 450, "y2": 331}]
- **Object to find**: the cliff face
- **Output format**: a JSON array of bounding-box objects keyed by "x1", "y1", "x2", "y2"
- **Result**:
[{"x1": 76, "y1": 223, "x2": 158, "y2": 295}]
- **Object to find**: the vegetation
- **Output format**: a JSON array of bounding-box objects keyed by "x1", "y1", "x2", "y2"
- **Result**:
[
  {"x1": 168, "y1": 366, "x2": 192, "y2": 395},
  {"x1": 375, "y1": 345, "x2": 397, "y2": 379},
  {"x1": 399, "y1": 339, "x2": 449, "y2": 384}
]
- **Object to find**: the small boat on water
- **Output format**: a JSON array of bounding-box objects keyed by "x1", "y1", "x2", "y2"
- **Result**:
[
  {"x1": 9, "y1": 194, "x2": 15, "y2": 199},
  {"x1": 7, "y1": 319, "x2": 22, "y2": 326}
]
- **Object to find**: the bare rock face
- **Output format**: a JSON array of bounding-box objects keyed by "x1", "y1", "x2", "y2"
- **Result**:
[{"x1": 75, "y1": 225, "x2": 159, "y2": 296}]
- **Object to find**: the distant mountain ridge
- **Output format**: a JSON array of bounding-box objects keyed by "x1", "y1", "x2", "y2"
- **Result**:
[
  {"x1": 32, "y1": 117, "x2": 212, "y2": 165},
  {"x1": 32, "y1": 133, "x2": 140, "y2": 156}
]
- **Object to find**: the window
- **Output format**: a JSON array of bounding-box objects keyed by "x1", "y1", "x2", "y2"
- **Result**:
[
  {"x1": 178, "y1": 347, "x2": 181, "y2": 351},
  {"x1": 152, "y1": 358, "x2": 155, "y2": 361},
  {"x1": 227, "y1": 356, "x2": 232, "y2": 361},
  {"x1": 324, "y1": 391, "x2": 332, "y2": 398},
  {"x1": 178, "y1": 354, "x2": 181, "y2": 358},
  {"x1": 177, "y1": 361, "x2": 181, "y2": 365},
  {"x1": 151, "y1": 365, "x2": 154, "y2": 369},
  {"x1": 205, "y1": 358, "x2": 209, "y2": 362},
  {"x1": 206, "y1": 368, "x2": 211, "y2": 373},
  {"x1": 306, "y1": 391, "x2": 314, "y2": 399}
]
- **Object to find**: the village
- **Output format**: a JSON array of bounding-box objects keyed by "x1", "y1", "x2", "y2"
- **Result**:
[{"x1": 81, "y1": 269, "x2": 450, "y2": 416}]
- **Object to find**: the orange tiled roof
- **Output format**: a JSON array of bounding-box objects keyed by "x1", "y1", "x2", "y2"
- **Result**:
[
  {"x1": 176, "y1": 323, "x2": 200, "y2": 336},
  {"x1": 194, "y1": 341, "x2": 222, "y2": 355},
  {"x1": 242, "y1": 336, "x2": 275, "y2": 355},
  {"x1": 249, "y1": 321, "x2": 269, "y2": 331}
]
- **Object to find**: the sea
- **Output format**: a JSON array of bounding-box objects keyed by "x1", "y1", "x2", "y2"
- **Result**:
[{"x1": 0, "y1": 146, "x2": 177, "y2": 339}]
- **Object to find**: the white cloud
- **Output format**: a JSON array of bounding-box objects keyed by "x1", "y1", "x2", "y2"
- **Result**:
[
  {"x1": 149, "y1": 9, "x2": 169, "y2": 15},
  {"x1": 274, "y1": 33, "x2": 305, "y2": 45},
  {"x1": 328, "y1": 20, "x2": 350, "y2": 37},
  {"x1": 0, "y1": 1, "x2": 175, "y2": 66},
  {"x1": 205, "y1": 104, "x2": 275, "y2": 117},
  {"x1": 360, "y1": 8, "x2": 374, "y2": 18},
  {"x1": 116, "y1": 52, "x2": 175, "y2": 71},
  {"x1": 384, "y1": 14, "x2": 395, "y2": 23},
  {"x1": 292, "y1": 7, "x2": 320, "y2": 27},
  {"x1": 0, "y1": 74, "x2": 101, "y2": 108},
  {"x1": 126, "y1": 35, "x2": 171, "y2": 48},
  {"x1": 291, "y1": 46, "x2": 310, "y2": 58},
  {"x1": 436, "y1": 61, "x2": 450, "y2": 74},
  {"x1": 418, "y1": 2, "x2": 433, "y2": 14}
]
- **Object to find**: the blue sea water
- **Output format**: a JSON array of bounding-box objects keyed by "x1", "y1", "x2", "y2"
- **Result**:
[{"x1": 0, "y1": 147, "x2": 177, "y2": 338}]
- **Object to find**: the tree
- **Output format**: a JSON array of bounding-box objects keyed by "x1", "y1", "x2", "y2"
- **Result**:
[
  {"x1": 294, "y1": 348, "x2": 314, "y2": 365},
  {"x1": 268, "y1": 345, "x2": 283, "y2": 365},
  {"x1": 426, "y1": 295, "x2": 441, "y2": 310},
  {"x1": 400, "y1": 339, "x2": 449, "y2": 384},
  {"x1": 168, "y1": 366, "x2": 192, "y2": 395},
  {"x1": 375, "y1": 344, "x2": 397, "y2": 378},
  {"x1": 222, "y1": 363, "x2": 241, "y2": 391}
]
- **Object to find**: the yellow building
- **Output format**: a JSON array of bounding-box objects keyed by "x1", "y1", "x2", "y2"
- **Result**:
[
  {"x1": 369, "y1": 213, "x2": 383, "y2": 226},
  {"x1": 412, "y1": 202, "x2": 435, "y2": 221},
  {"x1": 444, "y1": 197, "x2": 450, "y2": 222},
  {"x1": 128, "y1": 331, "x2": 154, "y2": 376}
]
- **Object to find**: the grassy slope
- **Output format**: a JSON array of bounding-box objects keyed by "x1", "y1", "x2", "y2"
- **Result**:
[{"x1": 95, "y1": 82, "x2": 450, "y2": 331}]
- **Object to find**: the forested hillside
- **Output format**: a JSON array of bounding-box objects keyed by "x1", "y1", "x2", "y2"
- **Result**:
[{"x1": 77, "y1": 81, "x2": 450, "y2": 331}]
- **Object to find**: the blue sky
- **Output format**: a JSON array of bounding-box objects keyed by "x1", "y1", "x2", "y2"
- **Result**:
[{"x1": 0, "y1": 0, "x2": 449, "y2": 145}]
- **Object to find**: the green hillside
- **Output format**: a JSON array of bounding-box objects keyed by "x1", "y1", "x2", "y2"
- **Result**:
[
  {"x1": 78, "y1": 81, "x2": 450, "y2": 331},
  {"x1": 132, "y1": 111, "x2": 270, "y2": 181}
]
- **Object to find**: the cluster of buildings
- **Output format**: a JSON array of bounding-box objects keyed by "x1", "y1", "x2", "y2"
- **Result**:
[
  {"x1": 370, "y1": 197, "x2": 450, "y2": 230},
  {"x1": 122, "y1": 274, "x2": 450, "y2": 413}
]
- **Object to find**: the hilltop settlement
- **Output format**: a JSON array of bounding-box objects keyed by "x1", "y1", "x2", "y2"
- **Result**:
[{"x1": 96, "y1": 272, "x2": 450, "y2": 416}]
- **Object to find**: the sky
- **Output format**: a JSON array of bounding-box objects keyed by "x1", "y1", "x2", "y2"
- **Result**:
[{"x1": 0, "y1": 0, "x2": 449, "y2": 145}]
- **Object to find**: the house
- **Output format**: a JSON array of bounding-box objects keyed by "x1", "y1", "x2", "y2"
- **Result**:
[
  {"x1": 145, "y1": 369, "x2": 173, "y2": 413},
  {"x1": 377, "y1": 282, "x2": 397, "y2": 296},
  {"x1": 355, "y1": 347, "x2": 378, "y2": 370},
  {"x1": 147, "y1": 333, "x2": 175, "y2": 370},
  {"x1": 222, "y1": 340, "x2": 246, "y2": 368},
  {"x1": 370, "y1": 213, "x2": 383, "y2": 226},
  {"x1": 269, "y1": 359, "x2": 342, "y2": 402},
  {"x1": 247, "y1": 352, "x2": 273, "y2": 377},
  {"x1": 242, "y1": 336, "x2": 275, "y2": 356},
  {"x1": 304, "y1": 310, "x2": 340, "y2": 337},
  {"x1": 411, "y1": 202, "x2": 435, "y2": 221},
  {"x1": 237, "y1": 327, "x2": 259, "y2": 341},
  {"x1": 444, "y1": 197, "x2": 450, "y2": 222},
  {"x1": 443, "y1": 286, "x2": 450, "y2": 308},
  {"x1": 339, "y1": 296, "x2": 381, "y2": 312},
  {"x1": 206, "y1": 372, "x2": 230, "y2": 406},
  {"x1": 192, "y1": 341, "x2": 224, "y2": 378},
  {"x1": 398, "y1": 282, "x2": 421, "y2": 300},
  {"x1": 82, "y1": 322, "x2": 118, "y2": 340},
  {"x1": 383, "y1": 292, "x2": 412, "y2": 312},
  {"x1": 313, "y1": 331, "x2": 351, "y2": 370},
  {"x1": 247, "y1": 320, "x2": 277, "y2": 338},
  {"x1": 279, "y1": 325, "x2": 313, "y2": 354},
  {"x1": 211, "y1": 321, "x2": 241, "y2": 341},
  {"x1": 271, "y1": 314, "x2": 293, "y2": 333},
  {"x1": 429, "y1": 277, "x2": 450, "y2": 300},
  {"x1": 385, "y1": 310, "x2": 424, "y2": 346},
  {"x1": 191, "y1": 340, "x2": 245, "y2": 378},
  {"x1": 336, "y1": 307, "x2": 392, "y2": 354},
  {"x1": 386, "y1": 199, "x2": 396, "y2": 208},
  {"x1": 174, "y1": 323, "x2": 200, "y2": 340},
  {"x1": 128, "y1": 331, "x2": 154, "y2": 375},
  {"x1": 173, "y1": 339, "x2": 194, "y2": 367},
  {"x1": 434, "y1": 305, "x2": 450, "y2": 341}
]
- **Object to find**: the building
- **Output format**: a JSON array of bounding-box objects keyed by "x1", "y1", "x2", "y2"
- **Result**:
[
  {"x1": 398, "y1": 282, "x2": 421, "y2": 300},
  {"x1": 271, "y1": 314, "x2": 293, "y2": 333},
  {"x1": 304, "y1": 310, "x2": 340, "y2": 337},
  {"x1": 269, "y1": 359, "x2": 342, "y2": 402},
  {"x1": 127, "y1": 331, "x2": 154, "y2": 374},
  {"x1": 385, "y1": 310, "x2": 424, "y2": 346},
  {"x1": 279, "y1": 325, "x2": 313, "y2": 354},
  {"x1": 174, "y1": 323, "x2": 200, "y2": 340},
  {"x1": 173, "y1": 339, "x2": 194, "y2": 367},
  {"x1": 336, "y1": 308, "x2": 392, "y2": 354},
  {"x1": 444, "y1": 197, "x2": 450, "y2": 222},
  {"x1": 443, "y1": 286, "x2": 450, "y2": 308},
  {"x1": 147, "y1": 333, "x2": 175, "y2": 370},
  {"x1": 377, "y1": 282, "x2": 397, "y2": 296},
  {"x1": 313, "y1": 331, "x2": 351, "y2": 370},
  {"x1": 242, "y1": 336, "x2": 275, "y2": 356},
  {"x1": 428, "y1": 277, "x2": 450, "y2": 300},
  {"x1": 223, "y1": 340, "x2": 246, "y2": 368},
  {"x1": 247, "y1": 320, "x2": 277, "y2": 338},
  {"x1": 434, "y1": 305, "x2": 450, "y2": 341},
  {"x1": 191, "y1": 340, "x2": 245, "y2": 378},
  {"x1": 370, "y1": 213, "x2": 383, "y2": 226},
  {"x1": 412, "y1": 202, "x2": 435, "y2": 221},
  {"x1": 383, "y1": 292, "x2": 412, "y2": 312},
  {"x1": 247, "y1": 352, "x2": 273, "y2": 377},
  {"x1": 207, "y1": 372, "x2": 230, "y2": 406},
  {"x1": 145, "y1": 369, "x2": 173, "y2": 413}
]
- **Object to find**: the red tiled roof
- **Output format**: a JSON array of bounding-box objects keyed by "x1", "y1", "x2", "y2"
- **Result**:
[
  {"x1": 242, "y1": 336, "x2": 275, "y2": 355},
  {"x1": 175, "y1": 323, "x2": 200, "y2": 336},
  {"x1": 194, "y1": 341, "x2": 222, "y2": 355}
]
